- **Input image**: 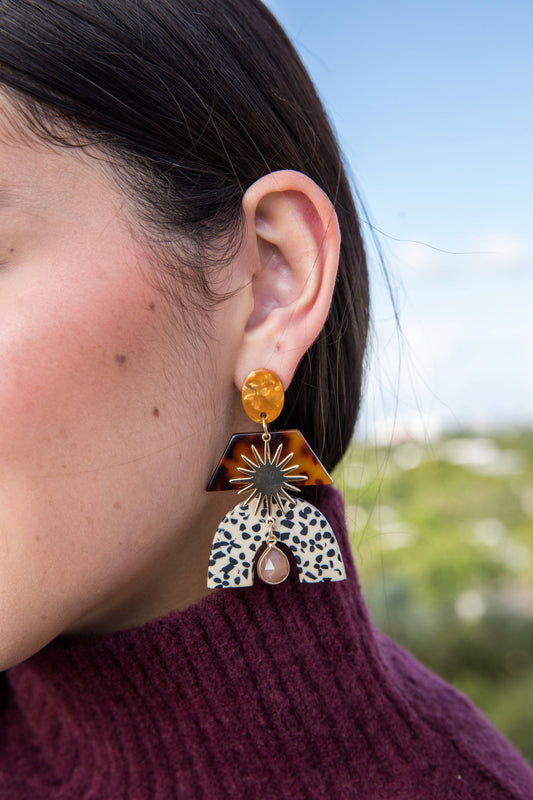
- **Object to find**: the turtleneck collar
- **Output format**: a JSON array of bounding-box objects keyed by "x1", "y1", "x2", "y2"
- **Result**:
[{"x1": 2, "y1": 486, "x2": 532, "y2": 800}]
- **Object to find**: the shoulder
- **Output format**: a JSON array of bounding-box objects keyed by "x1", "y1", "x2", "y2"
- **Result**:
[{"x1": 376, "y1": 630, "x2": 533, "y2": 799}]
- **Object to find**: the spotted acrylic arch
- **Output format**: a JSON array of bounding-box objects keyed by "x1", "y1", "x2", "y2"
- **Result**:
[{"x1": 207, "y1": 499, "x2": 346, "y2": 589}]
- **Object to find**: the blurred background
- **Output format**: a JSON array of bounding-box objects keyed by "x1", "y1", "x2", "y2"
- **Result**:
[{"x1": 265, "y1": 0, "x2": 533, "y2": 762}]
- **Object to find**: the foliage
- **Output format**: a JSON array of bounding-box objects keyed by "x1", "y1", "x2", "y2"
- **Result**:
[{"x1": 335, "y1": 428, "x2": 533, "y2": 764}]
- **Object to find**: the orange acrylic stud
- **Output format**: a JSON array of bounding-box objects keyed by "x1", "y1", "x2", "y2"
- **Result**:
[{"x1": 241, "y1": 368, "x2": 284, "y2": 424}]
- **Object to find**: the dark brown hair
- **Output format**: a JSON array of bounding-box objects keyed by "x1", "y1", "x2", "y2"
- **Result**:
[{"x1": 0, "y1": 0, "x2": 369, "y2": 471}]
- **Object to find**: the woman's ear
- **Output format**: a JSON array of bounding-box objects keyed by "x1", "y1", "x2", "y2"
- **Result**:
[{"x1": 233, "y1": 170, "x2": 340, "y2": 391}]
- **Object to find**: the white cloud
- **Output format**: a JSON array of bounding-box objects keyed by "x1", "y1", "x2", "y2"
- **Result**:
[
  {"x1": 474, "y1": 232, "x2": 529, "y2": 271},
  {"x1": 374, "y1": 230, "x2": 532, "y2": 279}
]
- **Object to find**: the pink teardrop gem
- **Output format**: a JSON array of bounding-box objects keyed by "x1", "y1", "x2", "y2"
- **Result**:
[{"x1": 257, "y1": 545, "x2": 290, "y2": 585}]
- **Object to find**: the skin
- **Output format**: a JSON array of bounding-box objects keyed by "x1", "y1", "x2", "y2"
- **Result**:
[{"x1": 0, "y1": 96, "x2": 340, "y2": 670}]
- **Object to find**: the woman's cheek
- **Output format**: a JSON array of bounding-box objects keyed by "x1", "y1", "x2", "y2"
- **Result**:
[{"x1": 0, "y1": 254, "x2": 163, "y2": 472}]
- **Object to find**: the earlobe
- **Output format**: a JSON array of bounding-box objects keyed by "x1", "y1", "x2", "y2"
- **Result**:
[{"x1": 234, "y1": 170, "x2": 340, "y2": 392}]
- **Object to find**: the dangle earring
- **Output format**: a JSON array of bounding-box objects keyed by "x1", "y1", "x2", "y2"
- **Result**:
[{"x1": 206, "y1": 368, "x2": 346, "y2": 588}]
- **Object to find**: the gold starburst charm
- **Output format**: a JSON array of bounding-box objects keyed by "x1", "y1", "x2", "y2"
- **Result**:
[{"x1": 229, "y1": 437, "x2": 308, "y2": 516}]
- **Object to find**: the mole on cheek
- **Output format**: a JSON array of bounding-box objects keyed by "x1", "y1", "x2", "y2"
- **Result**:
[
  {"x1": 148, "y1": 302, "x2": 156, "y2": 311},
  {"x1": 115, "y1": 354, "x2": 127, "y2": 366},
  {"x1": 153, "y1": 407, "x2": 160, "y2": 418}
]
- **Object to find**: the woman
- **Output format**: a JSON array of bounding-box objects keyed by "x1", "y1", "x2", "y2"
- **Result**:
[{"x1": 0, "y1": 1, "x2": 531, "y2": 797}]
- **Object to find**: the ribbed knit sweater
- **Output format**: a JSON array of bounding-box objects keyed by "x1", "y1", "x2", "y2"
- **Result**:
[{"x1": 1, "y1": 487, "x2": 532, "y2": 799}]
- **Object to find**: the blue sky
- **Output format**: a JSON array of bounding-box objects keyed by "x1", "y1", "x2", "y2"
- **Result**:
[{"x1": 264, "y1": 0, "x2": 533, "y2": 438}]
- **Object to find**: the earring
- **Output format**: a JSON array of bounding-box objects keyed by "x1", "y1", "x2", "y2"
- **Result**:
[{"x1": 206, "y1": 368, "x2": 346, "y2": 588}]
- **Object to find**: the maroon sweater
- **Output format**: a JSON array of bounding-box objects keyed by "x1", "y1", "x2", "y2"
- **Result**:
[{"x1": 1, "y1": 487, "x2": 532, "y2": 799}]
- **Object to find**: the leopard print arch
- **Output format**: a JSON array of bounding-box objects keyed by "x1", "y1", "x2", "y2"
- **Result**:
[{"x1": 207, "y1": 500, "x2": 346, "y2": 589}]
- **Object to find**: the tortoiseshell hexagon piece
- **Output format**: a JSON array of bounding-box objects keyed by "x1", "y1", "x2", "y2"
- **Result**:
[{"x1": 206, "y1": 429, "x2": 332, "y2": 492}]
